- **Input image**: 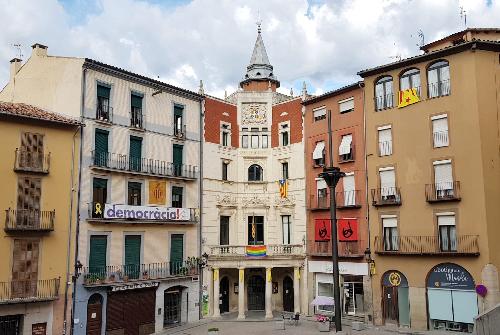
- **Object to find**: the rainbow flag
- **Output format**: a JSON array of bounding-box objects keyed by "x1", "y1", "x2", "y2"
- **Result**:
[
  {"x1": 246, "y1": 245, "x2": 267, "y2": 257},
  {"x1": 279, "y1": 179, "x2": 288, "y2": 198}
]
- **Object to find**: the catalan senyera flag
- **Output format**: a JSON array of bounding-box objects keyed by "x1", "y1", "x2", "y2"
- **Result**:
[
  {"x1": 279, "y1": 179, "x2": 288, "y2": 198},
  {"x1": 398, "y1": 88, "x2": 420, "y2": 108},
  {"x1": 246, "y1": 245, "x2": 267, "y2": 257}
]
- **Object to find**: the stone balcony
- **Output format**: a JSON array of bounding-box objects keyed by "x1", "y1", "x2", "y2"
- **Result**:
[{"x1": 208, "y1": 244, "x2": 305, "y2": 260}]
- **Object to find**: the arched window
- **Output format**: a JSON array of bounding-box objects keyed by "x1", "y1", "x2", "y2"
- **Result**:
[
  {"x1": 427, "y1": 60, "x2": 450, "y2": 98},
  {"x1": 399, "y1": 68, "x2": 421, "y2": 96},
  {"x1": 248, "y1": 164, "x2": 263, "y2": 181},
  {"x1": 374, "y1": 76, "x2": 394, "y2": 110}
]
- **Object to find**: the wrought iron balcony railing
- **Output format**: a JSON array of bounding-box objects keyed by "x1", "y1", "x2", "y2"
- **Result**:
[
  {"x1": 309, "y1": 194, "x2": 329, "y2": 210},
  {"x1": 374, "y1": 235, "x2": 479, "y2": 255},
  {"x1": 91, "y1": 151, "x2": 198, "y2": 179},
  {"x1": 208, "y1": 244, "x2": 305, "y2": 257},
  {"x1": 375, "y1": 93, "x2": 394, "y2": 111},
  {"x1": 338, "y1": 144, "x2": 355, "y2": 163},
  {"x1": 0, "y1": 278, "x2": 60, "y2": 303},
  {"x1": 335, "y1": 190, "x2": 362, "y2": 208},
  {"x1": 425, "y1": 181, "x2": 461, "y2": 202},
  {"x1": 5, "y1": 209, "x2": 55, "y2": 232},
  {"x1": 371, "y1": 187, "x2": 402, "y2": 206},
  {"x1": 308, "y1": 240, "x2": 365, "y2": 258},
  {"x1": 428, "y1": 79, "x2": 451, "y2": 98},
  {"x1": 96, "y1": 104, "x2": 113, "y2": 123},
  {"x1": 14, "y1": 149, "x2": 50, "y2": 173},
  {"x1": 130, "y1": 107, "x2": 144, "y2": 129},
  {"x1": 81, "y1": 260, "x2": 200, "y2": 286}
]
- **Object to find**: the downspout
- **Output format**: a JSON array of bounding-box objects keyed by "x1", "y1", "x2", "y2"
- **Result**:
[
  {"x1": 70, "y1": 67, "x2": 87, "y2": 335},
  {"x1": 198, "y1": 96, "x2": 205, "y2": 320}
]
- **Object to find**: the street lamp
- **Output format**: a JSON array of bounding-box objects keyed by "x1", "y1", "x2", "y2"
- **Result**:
[{"x1": 319, "y1": 166, "x2": 345, "y2": 332}]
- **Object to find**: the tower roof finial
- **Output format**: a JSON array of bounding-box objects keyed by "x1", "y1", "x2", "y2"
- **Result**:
[{"x1": 256, "y1": 9, "x2": 262, "y2": 34}]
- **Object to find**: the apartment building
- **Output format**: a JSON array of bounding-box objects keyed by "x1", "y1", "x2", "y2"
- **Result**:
[
  {"x1": 0, "y1": 44, "x2": 203, "y2": 334},
  {"x1": 201, "y1": 26, "x2": 308, "y2": 319},
  {"x1": 358, "y1": 28, "x2": 500, "y2": 331},
  {"x1": 0, "y1": 102, "x2": 81, "y2": 335},
  {"x1": 302, "y1": 83, "x2": 371, "y2": 319}
]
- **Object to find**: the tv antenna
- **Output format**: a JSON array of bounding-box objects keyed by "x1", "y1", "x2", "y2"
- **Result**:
[
  {"x1": 13, "y1": 43, "x2": 23, "y2": 59},
  {"x1": 460, "y1": 6, "x2": 467, "y2": 28},
  {"x1": 389, "y1": 42, "x2": 402, "y2": 62},
  {"x1": 417, "y1": 30, "x2": 425, "y2": 48}
]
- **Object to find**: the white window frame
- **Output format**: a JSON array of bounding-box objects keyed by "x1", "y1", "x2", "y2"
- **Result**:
[
  {"x1": 431, "y1": 114, "x2": 449, "y2": 148},
  {"x1": 282, "y1": 215, "x2": 291, "y2": 245},
  {"x1": 220, "y1": 122, "x2": 231, "y2": 147},
  {"x1": 339, "y1": 97, "x2": 354, "y2": 114},
  {"x1": 279, "y1": 121, "x2": 290, "y2": 147},
  {"x1": 313, "y1": 106, "x2": 327, "y2": 121},
  {"x1": 377, "y1": 125, "x2": 392, "y2": 156}
]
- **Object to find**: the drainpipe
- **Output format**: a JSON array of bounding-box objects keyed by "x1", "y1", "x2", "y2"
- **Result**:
[
  {"x1": 198, "y1": 96, "x2": 205, "y2": 320},
  {"x1": 70, "y1": 67, "x2": 87, "y2": 335}
]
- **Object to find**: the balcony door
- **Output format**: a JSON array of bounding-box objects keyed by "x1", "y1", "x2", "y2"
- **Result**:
[
  {"x1": 342, "y1": 173, "x2": 355, "y2": 206},
  {"x1": 129, "y1": 136, "x2": 142, "y2": 172},
  {"x1": 89, "y1": 236, "x2": 107, "y2": 278},
  {"x1": 124, "y1": 235, "x2": 141, "y2": 279},
  {"x1": 20, "y1": 132, "x2": 44, "y2": 170},
  {"x1": 170, "y1": 234, "x2": 184, "y2": 275},
  {"x1": 248, "y1": 216, "x2": 264, "y2": 245},
  {"x1": 220, "y1": 216, "x2": 229, "y2": 245},
  {"x1": 11, "y1": 239, "x2": 39, "y2": 298},
  {"x1": 92, "y1": 178, "x2": 107, "y2": 218},
  {"x1": 94, "y1": 129, "x2": 109, "y2": 166},
  {"x1": 16, "y1": 176, "x2": 41, "y2": 228}
]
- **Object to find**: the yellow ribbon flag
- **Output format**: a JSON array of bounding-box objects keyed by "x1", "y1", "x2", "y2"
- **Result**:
[
  {"x1": 266, "y1": 268, "x2": 272, "y2": 282},
  {"x1": 397, "y1": 88, "x2": 420, "y2": 108}
]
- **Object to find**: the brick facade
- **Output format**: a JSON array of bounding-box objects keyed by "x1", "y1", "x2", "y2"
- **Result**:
[
  {"x1": 271, "y1": 97, "x2": 303, "y2": 148},
  {"x1": 204, "y1": 96, "x2": 238, "y2": 147}
]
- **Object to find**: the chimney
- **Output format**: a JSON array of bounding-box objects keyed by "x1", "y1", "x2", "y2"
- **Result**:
[
  {"x1": 10, "y1": 58, "x2": 22, "y2": 80},
  {"x1": 31, "y1": 43, "x2": 48, "y2": 57}
]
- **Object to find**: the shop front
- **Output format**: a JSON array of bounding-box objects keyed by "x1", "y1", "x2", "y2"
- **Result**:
[{"x1": 381, "y1": 270, "x2": 410, "y2": 327}]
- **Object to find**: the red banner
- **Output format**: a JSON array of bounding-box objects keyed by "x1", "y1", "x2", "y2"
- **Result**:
[
  {"x1": 338, "y1": 218, "x2": 358, "y2": 241},
  {"x1": 315, "y1": 219, "x2": 331, "y2": 242}
]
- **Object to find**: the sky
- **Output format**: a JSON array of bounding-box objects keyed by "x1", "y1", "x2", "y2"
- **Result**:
[{"x1": 0, "y1": 0, "x2": 499, "y2": 98}]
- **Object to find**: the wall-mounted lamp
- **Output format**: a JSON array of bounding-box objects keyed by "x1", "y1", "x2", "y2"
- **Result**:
[{"x1": 364, "y1": 248, "x2": 376, "y2": 276}]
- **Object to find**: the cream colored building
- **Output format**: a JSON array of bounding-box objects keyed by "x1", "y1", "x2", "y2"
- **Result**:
[
  {"x1": 201, "y1": 27, "x2": 308, "y2": 319},
  {"x1": 1, "y1": 44, "x2": 203, "y2": 334}
]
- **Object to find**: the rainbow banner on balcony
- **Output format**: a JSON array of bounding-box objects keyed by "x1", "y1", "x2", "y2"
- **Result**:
[{"x1": 246, "y1": 245, "x2": 267, "y2": 257}]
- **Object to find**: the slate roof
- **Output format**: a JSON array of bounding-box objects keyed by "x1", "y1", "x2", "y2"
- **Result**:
[{"x1": 0, "y1": 101, "x2": 82, "y2": 126}]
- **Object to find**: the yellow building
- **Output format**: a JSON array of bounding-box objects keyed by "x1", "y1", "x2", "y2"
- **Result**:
[
  {"x1": 358, "y1": 28, "x2": 500, "y2": 332},
  {"x1": 0, "y1": 101, "x2": 81, "y2": 335}
]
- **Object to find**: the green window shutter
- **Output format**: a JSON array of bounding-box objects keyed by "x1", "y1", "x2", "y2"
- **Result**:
[
  {"x1": 174, "y1": 106, "x2": 183, "y2": 117},
  {"x1": 173, "y1": 144, "x2": 183, "y2": 165},
  {"x1": 97, "y1": 85, "x2": 110, "y2": 99},
  {"x1": 94, "y1": 130, "x2": 109, "y2": 166},
  {"x1": 93, "y1": 178, "x2": 107, "y2": 189},
  {"x1": 131, "y1": 94, "x2": 143, "y2": 108},
  {"x1": 170, "y1": 234, "x2": 184, "y2": 274},
  {"x1": 129, "y1": 136, "x2": 142, "y2": 171},
  {"x1": 89, "y1": 236, "x2": 107, "y2": 276},
  {"x1": 125, "y1": 235, "x2": 141, "y2": 279}
]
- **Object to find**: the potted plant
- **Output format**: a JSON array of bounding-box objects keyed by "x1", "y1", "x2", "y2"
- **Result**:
[
  {"x1": 316, "y1": 315, "x2": 330, "y2": 332},
  {"x1": 108, "y1": 273, "x2": 116, "y2": 282},
  {"x1": 142, "y1": 270, "x2": 149, "y2": 280},
  {"x1": 123, "y1": 275, "x2": 129, "y2": 282},
  {"x1": 208, "y1": 327, "x2": 219, "y2": 335}
]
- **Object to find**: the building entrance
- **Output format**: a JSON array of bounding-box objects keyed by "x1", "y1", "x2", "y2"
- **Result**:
[
  {"x1": 248, "y1": 275, "x2": 265, "y2": 310},
  {"x1": 381, "y1": 270, "x2": 410, "y2": 327},
  {"x1": 164, "y1": 287, "x2": 183, "y2": 326},
  {"x1": 0, "y1": 315, "x2": 21, "y2": 335},
  {"x1": 283, "y1": 276, "x2": 294, "y2": 312},
  {"x1": 220, "y1": 277, "x2": 230, "y2": 313}
]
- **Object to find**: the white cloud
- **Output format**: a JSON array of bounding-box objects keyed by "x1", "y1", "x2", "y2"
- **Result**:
[{"x1": 0, "y1": 0, "x2": 499, "y2": 98}]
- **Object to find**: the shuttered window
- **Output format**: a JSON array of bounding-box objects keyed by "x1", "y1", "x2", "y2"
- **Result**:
[
  {"x1": 20, "y1": 133, "x2": 44, "y2": 169},
  {"x1": 16, "y1": 176, "x2": 41, "y2": 227},
  {"x1": 173, "y1": 144, "x2": 183, "y2": 176},
  {"x1": 97, "y1": 85, "x2": 110, "y2": 99},
  {"x1": 342, "y1": 173, "x2": 355, "y2": 206},
  {"x1": 339, "y1": 97, "x2": 354, "y2": 113},
  {"x1": 378, "y1": 126, "x2": 392, "y2": 156},
  {"x1": 174, "y1": 105, "x2": 183, "y2": 135},
  {"x1": 131, "y1": 94, "x2": 142, "y2": 109},
  {"x1": 11, "y1": 239, "x2": 40, "y2": 298},
  {"x1": 129, "y1": 136, "x2": 142, "y2": 171},
  {"x1": 170, "y1": 234, "x2": 184, "y2": 274},
  {"x1": 433, "y1": 160, "x2": 453, "y2": 190},
  {"x1": 94, "y1": 129, "x2": 109, "y2": 166},
  {"x1": 89, "y1": 235, "x2": 107, "y2": 276},
  {"x1": 432, "y1": 115, "x2": 449, "y2": 148},
  {"x1": 124, "y1": 235, "x2": 141, "y2": 279},
  {"x1": 313, "y1": 107, "x2": 326, "y2": 121},
  {"x1": 379, "y1": 168, "x2": 396, "y2": 196},
  {"x1": 339, "y1": 134, "x2": 352, "y2": 155}
]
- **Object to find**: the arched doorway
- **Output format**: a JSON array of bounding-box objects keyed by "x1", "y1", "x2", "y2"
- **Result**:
[
  {"x1": 283, "y1": 276, "x2": 294, "y2": 312},
  {"x1": 86, "y1": 293, "x2": 103, "y2": 335},
  {"x1": 247, "y1": 275, "x2": 265, "y2": 310},
  {"x1": 164, "y1": 286, "x2": 185, "y2": 327},
  {"x1": 426, "y1": 263, "x2": 477, "y2": 332},
  {"x1": 220, "y1": 277, "x2": 230, "y2": 313},
  {"x1": 381, "y1": 270, "x2": 410, "y2": 327}
]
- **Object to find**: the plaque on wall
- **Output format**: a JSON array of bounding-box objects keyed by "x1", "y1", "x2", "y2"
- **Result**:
[
  {"x1": 242, "y1": 103, "x2": 267, "y2": 125},
  {"x1": 32, "y1": 323, "x2": 47, "y2": 335}
]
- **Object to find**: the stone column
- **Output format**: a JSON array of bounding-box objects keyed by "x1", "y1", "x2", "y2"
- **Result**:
[
  {"x1": 265, "y1": 267, "x2": 273, "y2": 319},
  {"x1": 238, "y1": 268, "x2": 245, "y2": 319},
  {"x1": 213, "y1": 268, "x2": 220, "y2": 318},
  {"x1": 294, "y1": 267, "x2": 300, "y2": 314}
]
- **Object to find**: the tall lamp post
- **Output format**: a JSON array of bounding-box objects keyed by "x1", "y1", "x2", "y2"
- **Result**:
[{"x1": 319, "y1": 109, "x2": 345, "y2": 332}]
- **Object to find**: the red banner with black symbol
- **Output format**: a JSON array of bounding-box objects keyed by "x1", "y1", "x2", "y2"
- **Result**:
[
  {"x1": 338, "y1": 218, "x2": 358, "y2": 241},
  {"x1": 315, "y1": 219, "x2": 331, "y2": 242}
]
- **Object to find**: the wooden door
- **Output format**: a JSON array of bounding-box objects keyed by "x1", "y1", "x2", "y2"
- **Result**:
[
  {"x1": 86, "y1": 294, "x2": 103, "y2": 335},
  {"x1": 124, "y1": 235, "x2": 141, "y2": 279},
  {"x1": 247, "y1": 275, "x2": 265, "y2": 310},
  {"x1": 11, "y1": 239, "x2": 39, "y2": 298},
  {"x1": 283, "y1": 276, "x2": 294, "y2": 312},
  {"x1": 220, "y1": 277, "x2": 229, "y2": 313},
  {"x1": 382, "y1": 286, "x2": 399, "y2": 324},
  {"x1": 16, "y1": 177, "x2": 41, "y2": 228},
  {"x1": 107, "y1": 289, "x2": 155, "y2": 335}
]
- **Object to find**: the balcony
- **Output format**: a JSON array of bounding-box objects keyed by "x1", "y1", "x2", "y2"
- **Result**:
[
  {"x1": 375, "y1": 93, "x2": 394, "y2": 111},
  {"x1": 428, "y1": 79, "x2": 451, "y2": 98},
  {"x1": 90, "y1": 151, "x2": 198, "y2": 180},
  {"x1": 14, "y1": 149, "x2": 50, "y2": 174},
  {"x1": 371, "y1": 188, "x2": 402, "y2": 206},
  {"x1": 310, "y1": 194, "x2": 329, "y2": 211},
  {"x1": 425, "y1": 181, "x2": 461, "y2": 202},
  {"x1": 208, "y1": 244, "x2": 305, "y2": 258},
  {"x1": 81, "y1": 261, "x2": 199, "y2": 286},
  {"x1": 338, "y1": 145, "x2": 355, "y2": 163},
  {"x1": 87, "y1": 202, "x2": 198, "y2": 224},
  {"x1": 308, "y1": 240, "x2": 365, "y2": 258},
  {"x1": 174, "y1": 124, "x2": 187, "y2": 140},
  {"x1": 5, "y1": 209, "x2": 55, "y2": 232},
  {"x1": 130, "y1": 107, "x2": 144, "y2": 129},
  {"x1": 95, "y1": 104, "x2": 113, "y2": 123},
  {"x1": 336, "y1": 190, "x2": 362, "y2": 209},
  {"x1": 374, "y1": 235, "x2": 479, "y2": 256},
  {"x1": 0, "y1": 279, "x2": 60, "y2": 304}
]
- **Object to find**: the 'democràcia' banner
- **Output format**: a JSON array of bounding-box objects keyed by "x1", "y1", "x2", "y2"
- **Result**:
[{"x1": 103, "y1": 204, "x2": 190, "y2": 221}]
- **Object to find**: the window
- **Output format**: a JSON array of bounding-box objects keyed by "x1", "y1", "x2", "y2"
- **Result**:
[
  {"x1": 130, "y1": 93, "x2": 143, "y2": 128},
  {"x1": 433, "y1": 160, "x2": 454, "y2": 198},
  {"x1": 222, "y1": 161, "x2": 228, "y2": 181},
  {"x1": 339, "y1": 134, "x2": 353, "y2": 161},
  {"x1": 128, "y1": 182, "x2": 142, "y2": 206},
  {"x1": 379, "y1": 167, "x2": 396, "y2": 200},
  {"x1": 280, "y1": 123, "x2": 289, "y2": 146},
  {"x1": 124, "y1": 235, "x2": 141, "y2": 279},
  {"x1": 382, "y1": 216, "x2": 398, "y2": 251},
  {"x1": 432, "y1": 114, "x2": 449, "y2": 148},
  {"x1": 96, "y1": 84, "x2": 111, "y2": 121},
  {"x1": 248, "y1": 164, "x2": 263, "y2": 181},
  {"x1": 282, "y1": 215, "x2": 291, "y2": 245},
  {"x1": 129, "y1": 136, "x2": 142, "y2": 172},
  {"x1": 170, "y1": 234, "x2": 184, "y2": 275},
  {"x1": 94, "y1": 129, "x2": 109, "y2": 167},
  {"x1": 89, "y1": 235, "x2": 107, "y2": 276},
  {"x1": 378, "y1": 125, "x2": 392, "y2": 156},
  {"x1": 437, "y1": 213, "x2": 457, "y2": 252},
  {"x1": 313, "y1": 107, "x2": 326, "y2": 121},
  {"x1": 221, "y1": 123, "x2": 230, "y2": 146},
  {"x1": 242, "y1": 135, "x2": 249, "y2": 148},
  {"x1": 251, "y1": 135, "x2": 259, "y2": 149},
  {"x1": 375, "y1": 76, "x2": 393, "y2": 110},
  {"x1": 313, "y1": 141, "x2": 326, "y2": 166},
  {"x1": 222, "y1": 131, "x2": 229, "y2": 146},
  {"x1": 399, "y1": 68, "x2": 421, "y2": 96},
  {"x1": 248, "y1": 216, "x2": 264, "y2": 245},
  {"x1": 11, "y1": 239, "x2": 40, "y2": 297},
  {"x1": 342, "y1": 173, "x2": 355, "y2": 207},
  {"x1": 262, "y1": 135, "x2": 268, "y2": 148},
  {"x1": 339, "y1": 97, "x2": 354, "y2": 114},
  {"x1": 171, "y1": 186, "x2": 183, "y2": 208},
  {"x1": 220, "y1": 216, "x2": 230, "y2": 245},
  {"x1": 172, "y1": 144, "x2": 183, "y2": 177},
  {"x1": 174, "y1": 105, "x2": 184, "y2": 137},
  {"x1": 317, "y1": 178, "x2": 328, "y2": 207},
  {"x1": 427, "y1": 61, "x2": 450, "y2": 98},
  {"x1": 19, "y1": 132, "x2": 44, "y2": 170},
  {"x1": 16, "y1": 176, "x2": 41, "y2": 227},
  {"x1": 92, "y1": 178, "x2": 107, "y2": 218},
  {"x1": 282, "y1": 162, "x2": 289, "y2": 180}
]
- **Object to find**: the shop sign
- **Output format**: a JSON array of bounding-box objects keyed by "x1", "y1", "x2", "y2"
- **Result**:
[
  {"x1": 309, "y1": 261, "x2": 368, "y2": 276},
  {"x1": 338, "y1": 219, "x2": 358, "y2": 241},
  {"x1": 111, "y1": 281, "x2": 159, "y2": 292},
  {"x1": 315, "y1": 219, "x2": 331, "y2": 241},
  {"x1": 382, "y1": 270, "x2": 408, "y2": 287},
  {"x1": 427, "y1": 263, "x2": 475, "y2": 290},
  {"x1": 103, "y1": 204, "x2": 191, "y2": 221}
]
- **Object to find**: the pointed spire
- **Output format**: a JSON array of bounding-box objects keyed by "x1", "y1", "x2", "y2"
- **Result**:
[
  {"x1": 198, "y1": 80, "x2": 204, "y2": 95},
  {"x1": 249, "y1": 26, "x2": 271, "y2": 66}
]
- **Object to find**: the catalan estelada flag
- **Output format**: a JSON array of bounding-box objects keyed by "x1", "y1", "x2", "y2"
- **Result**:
[
  {"x1": 279, "y1": 179, "x2": 288, "y2": 198},
  {"x1": 398, "y1": 88, "x2": 420, "y2": 108},
  {"x1": 246, "y1": 245, "x2": 267, "y2": 257}
]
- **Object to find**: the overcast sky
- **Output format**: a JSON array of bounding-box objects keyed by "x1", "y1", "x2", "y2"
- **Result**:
[{"x1": 0, "y1": 0, "x2": 498, "y2": 98}]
